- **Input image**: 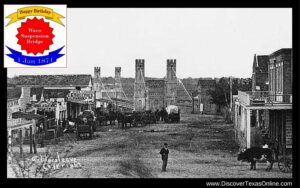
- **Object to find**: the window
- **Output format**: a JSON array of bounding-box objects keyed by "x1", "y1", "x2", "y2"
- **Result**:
[
  {"x1": 278, "y1": 63, "x2": 281, "y2": 92},
  {"x1": 280, "y1": 62, "x2": 283, "y2": 92},
  {"x1": 276, "y1": 64, "x2": 279, "y2": 92}
]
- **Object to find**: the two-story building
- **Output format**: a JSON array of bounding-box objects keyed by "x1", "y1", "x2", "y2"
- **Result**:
[{"x1": 234, "y1": 48, "x2": 292, "y2": 159}]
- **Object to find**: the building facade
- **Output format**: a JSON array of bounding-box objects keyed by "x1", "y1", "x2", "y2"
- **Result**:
[
  {"x1": 234, "y1": 48, "x2": 292, "y2": 155},
  {"x1": 268, "y1": 48, "x2": 292, "y2": 103}
]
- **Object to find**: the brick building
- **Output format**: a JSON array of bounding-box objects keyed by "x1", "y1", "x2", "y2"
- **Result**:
[
  {"x1": 234, "y1": 48, "x2": 292, "y2": 154},
  {"x1": 269, "y1": 48, "x2": 292, "y2": 103}
]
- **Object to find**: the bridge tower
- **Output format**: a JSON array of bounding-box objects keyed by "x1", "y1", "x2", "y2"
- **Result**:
[
  {"x1": 93, "y1": 67, "x2": 101, "y2": 91},
  {"x1": 134, "y1": 59, "x2": 146, "y2": 111},
  {"x1": 165, "y1": 59, "x2": 177, "y2": 106},
  {"x1": 114, "y1": 67, "x2": 123, "y2": 99}
]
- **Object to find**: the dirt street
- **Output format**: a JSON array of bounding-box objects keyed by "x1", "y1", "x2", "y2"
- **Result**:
[{"x1": 8, "y1": 114, "x2": 292, "y2": 178}]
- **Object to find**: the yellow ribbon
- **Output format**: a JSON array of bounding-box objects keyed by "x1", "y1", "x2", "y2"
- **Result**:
[{"x1": 6, "y1": 6, "x2": 65, "y2": 26}]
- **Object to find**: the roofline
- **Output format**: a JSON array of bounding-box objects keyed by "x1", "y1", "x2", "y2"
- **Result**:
[
  {"x1": 17, "y1": 74, "x2": 92, "y2": 77},
  {"x1": 269, "y1": 48, "x2": 292, "y2": 57},
  {"x1": 15, "y1": 85, "x2": 90, "y2": 87},
  {"x1": 241, "y1": 103, "x2": 292, "y2": 110},
  {"x1": 7, "y1": 98, "x2": 19, "y2": 101}
]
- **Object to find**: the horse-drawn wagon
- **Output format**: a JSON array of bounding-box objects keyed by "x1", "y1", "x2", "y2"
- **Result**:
[
  {"x1": 165, "y1": 105, "x2": 180, "y2": 123},
  {"x1": 75, "y1": 110, "x2": 95, "y2": 139}
]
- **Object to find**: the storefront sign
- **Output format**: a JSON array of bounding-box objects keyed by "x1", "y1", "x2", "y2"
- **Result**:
[{"x1": 67, "y1": 90, "x2": 94, "y2": 103}]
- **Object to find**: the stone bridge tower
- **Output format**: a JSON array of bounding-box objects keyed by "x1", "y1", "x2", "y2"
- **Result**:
[
  {"x1": 114, "y1": 67, "x2": 122, "y2": 99},
  {"x1": 134, "y1": 59, "x2": 146, "y2": 111},
  {"x1": 93, "y1": 67, "x2": 101, "y2": 91},
  {"x1": 165, "y1": 59, "x2": 177, "y2": 106}
]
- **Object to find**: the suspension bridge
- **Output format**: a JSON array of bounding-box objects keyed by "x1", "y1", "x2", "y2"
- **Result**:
[
  {"x1": 94, "y1": 60, "x2": 194, "y2": 112},
  {"x1": 94, "y1": 67, "x2": 134, "y2": 110}
]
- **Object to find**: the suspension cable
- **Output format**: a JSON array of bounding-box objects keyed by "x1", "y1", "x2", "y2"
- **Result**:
[
  {"x1": 99, "y1": 77, "x2": 112, "y2": 101},
  {"x1": 115, "y1": 76, "x2": 129, "y2": 101},
  {"x1": 171, "y1": 66, "x2": 193, "y2": 101}
]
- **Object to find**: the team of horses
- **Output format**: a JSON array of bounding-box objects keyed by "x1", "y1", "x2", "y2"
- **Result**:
[
  {"x1": 65, "y1": 107, "x2": 174, "y2": 140},
  {"x1": 94, "y1": 108, "x2": 169, "y2": 129}
]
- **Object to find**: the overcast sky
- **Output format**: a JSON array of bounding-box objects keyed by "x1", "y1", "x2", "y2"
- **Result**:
[{"x1": 7, "y1": 8, "x2": 292, "y2": 79}]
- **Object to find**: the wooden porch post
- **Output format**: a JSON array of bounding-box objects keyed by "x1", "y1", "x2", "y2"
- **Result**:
[
  {"x1": 19, "y1": 129, "x2": 23, "y2": 158},
  {"x1": 8, "y1": 129, "x2": 12, "y2": 160},
  {"x1": 240, "y1": 106, "x2": 245, "y2": 147},
  {"x1": 33, "y1": 134, "x2": 37, "y2": 154},
  {"x1": 29, "y1": 125, "x2": 33, "y2": 154},
  {"x1": 256, "y1": 110, "x2": 260, "y2": 127},
  {"x1": 40, "y1": 119, "x2": 46, "y2": 148},
  {"x1": 246, "y1": 109, "x2": 251, "y2": 148},
  {"x1": 32, "y1": 119, "x2": 37, "y2": 154}
]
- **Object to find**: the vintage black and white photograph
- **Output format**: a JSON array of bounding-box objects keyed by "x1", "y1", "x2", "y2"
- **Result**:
[{"x1": 6, "y1": 8, "x2": 293, "y2": 179}]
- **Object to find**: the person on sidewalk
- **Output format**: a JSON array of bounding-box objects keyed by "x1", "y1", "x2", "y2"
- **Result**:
[{"x1": 159, "y1": 143, "x2": 169, "y2": 172}]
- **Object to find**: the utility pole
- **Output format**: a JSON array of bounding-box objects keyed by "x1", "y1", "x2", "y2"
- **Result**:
[
  {"x1": 230, "y1": 76, "x2": 233, "y2": 109},
  {"x1": 192, "y1": 96, "x2": 194, "y2": 114},
  {"x1": 229, "y1": 76, "x2": 233, "y2": 121}
]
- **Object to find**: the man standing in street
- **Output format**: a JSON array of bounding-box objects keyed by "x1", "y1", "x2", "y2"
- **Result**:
[{"x1": 159, "y1": 143, "x2": 169, "y2": 172}]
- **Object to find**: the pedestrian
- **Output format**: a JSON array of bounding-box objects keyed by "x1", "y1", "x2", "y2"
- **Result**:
[
  {"x1": 155, "y1": 109, "x2": 159, "y2": 122},
  {"x1": 159, "y1": 143, "x2": 169, "y2": 172}
]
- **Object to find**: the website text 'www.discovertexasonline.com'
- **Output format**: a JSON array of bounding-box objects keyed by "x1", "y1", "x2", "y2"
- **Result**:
[{"x1": 206, "y1": 180, "x2": 292, "y2": 187}]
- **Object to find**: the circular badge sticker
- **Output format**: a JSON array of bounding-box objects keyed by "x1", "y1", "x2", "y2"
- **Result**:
[{"x1": 16, "y1": 17, "x2": 55, "y2": 55}]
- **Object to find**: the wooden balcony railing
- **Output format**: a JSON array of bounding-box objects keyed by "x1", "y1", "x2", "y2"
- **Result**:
[{"x1": 238, "y1": 91, "x2": 292, "y2": 106}]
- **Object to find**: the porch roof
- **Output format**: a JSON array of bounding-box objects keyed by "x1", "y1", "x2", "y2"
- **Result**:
[{"x1": 240, "y1": 102, "x2": 292, "y2": 110}]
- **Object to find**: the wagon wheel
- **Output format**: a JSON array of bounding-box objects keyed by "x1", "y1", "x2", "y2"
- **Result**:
[{"x1": 278, "y1": 157, "x2": 292, "y2": 173}]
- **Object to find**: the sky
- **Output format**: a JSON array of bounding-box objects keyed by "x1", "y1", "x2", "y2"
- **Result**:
[{"x1": 7, "y1": 8, "x2": 292, "y2": 79}]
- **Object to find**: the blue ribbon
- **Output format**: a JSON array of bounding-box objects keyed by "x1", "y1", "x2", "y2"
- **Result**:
[{"x1": 6, "y1": 46, "x2": 65, "y2": 66}]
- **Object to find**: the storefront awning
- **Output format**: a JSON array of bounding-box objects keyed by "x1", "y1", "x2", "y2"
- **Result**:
[{"x1": 12, "y1": 112, "x2": 45, "y2": 120}]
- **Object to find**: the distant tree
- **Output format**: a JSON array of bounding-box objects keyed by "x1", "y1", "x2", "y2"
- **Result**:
[
  {"x1": 207, "y1": 77, "x2": 229, "y2": 112},
  {"x1": 207, "y1": 77, "x2": 252, "y2": 112},
  {"x1": 237, "y1": 78, "x2": 252, "y2": 92}
]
